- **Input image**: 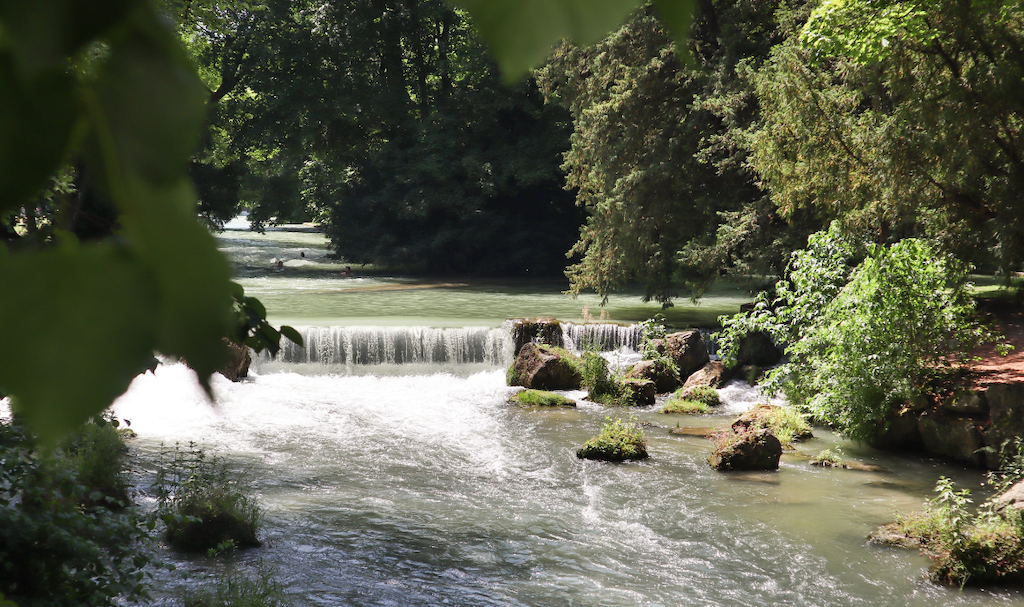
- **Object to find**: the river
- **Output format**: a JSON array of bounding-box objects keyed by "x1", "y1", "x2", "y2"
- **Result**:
[{"x1": 108, "y1": 223, "x2": 1021, "y2": 606}]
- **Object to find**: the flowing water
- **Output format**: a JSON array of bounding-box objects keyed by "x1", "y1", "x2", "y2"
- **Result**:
[{"x1": 94, "y1": 224, "x2": 1024, "y2": 604}]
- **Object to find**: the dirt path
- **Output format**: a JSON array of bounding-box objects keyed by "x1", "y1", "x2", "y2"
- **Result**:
[{"x1": 965, "y1": 303, "x2": 1024, "y2": 389}]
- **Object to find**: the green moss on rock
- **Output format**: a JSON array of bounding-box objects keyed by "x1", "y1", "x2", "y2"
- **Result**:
[
  {"x1": 511, "y1": 389, "x2": 576, "y2": 407},
  {"x1": 577, "y1": 417, "x2": 649, "y2": 462}
]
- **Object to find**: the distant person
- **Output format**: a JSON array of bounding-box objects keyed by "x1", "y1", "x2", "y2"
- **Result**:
[
  {"x1": 277, "y1": 260, "x2": 284, "y2": 269},
  {"x1": 300, "y1": 251, "x2": 305, "y2": 258},
  {"x1": 340, "y1": 265, "x2": 352, "y2": 277}
]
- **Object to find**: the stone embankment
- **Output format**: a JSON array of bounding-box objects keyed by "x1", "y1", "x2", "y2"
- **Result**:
[{"x1": 874, "y1": 308, "x2": 1024, "y2": 469}]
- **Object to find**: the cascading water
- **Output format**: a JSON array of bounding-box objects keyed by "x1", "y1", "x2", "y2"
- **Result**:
[{"x1": 258, "y1": 325, "x2": 516, "y2": 369}]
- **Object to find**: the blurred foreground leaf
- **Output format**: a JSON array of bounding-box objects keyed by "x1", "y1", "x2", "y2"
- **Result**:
[
  {"x1": 0, "y1": 241, "x2": 158, "y2": 445},
  {"x1": 452, "y1": 0, "x2": 696, "y2": 80}
]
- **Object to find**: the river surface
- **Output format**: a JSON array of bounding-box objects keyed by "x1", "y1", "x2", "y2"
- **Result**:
[{"x1": 105, "y1": 223, "x2": 1024, "y2": 605}]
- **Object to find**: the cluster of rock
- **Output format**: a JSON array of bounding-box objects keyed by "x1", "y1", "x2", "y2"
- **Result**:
[
  {"x1": 508, "y1": 318, "x2": 782, "y2": 400},
  {"x1": 873, "y1": 383, "x2": 1024, "y2": 470}
]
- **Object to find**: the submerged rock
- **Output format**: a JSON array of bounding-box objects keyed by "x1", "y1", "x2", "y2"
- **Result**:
[
  {"x1": 511, "y1": 343, "x2": 582, "y2": 391},
  {"x1": 709, "y1": 428, "x2": 782, "y2": 471}
]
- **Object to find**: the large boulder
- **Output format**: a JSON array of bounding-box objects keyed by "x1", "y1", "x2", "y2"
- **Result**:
[
  {"x1": 509, "y1": 318, "x2": 564, "y2": 354},
  {"x1": 995, "y1": 480, "x2": 1024, "y2": 511},
  {"x1": 982, "y1": 383, "x2": 1024, "y2": 469},
  {"x1": 918, "y1": 409, "x2": 986, "y2": 467},
  {"x1": 867, "y1": 406, "x2": 924, "y2": 452},
  {"x1": 735, "y1": 331, "x2": 783, "y2": 367},
  {"x1": 625, "y1": 359, "x2": 679, "y2": 394},
  {"x1": 709, "y1": 428, "x2": 782, "y2": 471},
  {"x1": 681, "y1": 361, "x2": 734, "y2": 392},
  {"x1": 943, "y1": 388, "x2": 989, "y2": 416},
  {"x1": 511, "y1": 343, "x2": 582, "y2": 391},
  {"x1": 651, "y1": 330, "x2": 709, "y2": 380}
]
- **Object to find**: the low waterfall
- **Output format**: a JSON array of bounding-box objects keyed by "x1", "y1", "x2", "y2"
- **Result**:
[
  {"x1": 560, "y1": 322, "x2": 642, "y2": 352},
  {"x1": 259, "y1": 325, "x2": 515, "y2": 368}
]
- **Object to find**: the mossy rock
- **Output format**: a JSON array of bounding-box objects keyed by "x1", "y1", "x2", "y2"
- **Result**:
[
  {"x1": 165, "y1": 493, "x2": 261, "y2": 553},
  {"x1": 660, "y1": 398, "x2": 709, "y2": 415},
  {"x1": 709, "y1": 428, "x2": 782, "y2": 471},
  {"x1": 576, "y1": 418, "x2": 649, "y2": 462},
  {"x1": 617, "y1": 378, "x2": 655, "y2": 406},
  {"x1": 511, "y1": 389, "x2": 576, "y2": 408},
  {"x1": 576, "y1": 437, "x2": 649, "y2": 462}
]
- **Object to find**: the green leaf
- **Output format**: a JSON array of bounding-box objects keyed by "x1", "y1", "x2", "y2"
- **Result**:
[
  {"x1": 86, "y1": 8, "x2": 208, "y2": 187},
  {"x1": 0, "y1": 241, "x2": 158, "y2": 446},
  {"x1": 279, "y1": 325, "x2": 304, "y2": 348},
  {"x1": 0, "y1": 55, "x2": 78, "y2": 214},
  {"x1": 652, "y1": 0, "x2": 695, "y2": 58},
  {"x1": 118, "y1": 177, "x2": 234, "y2": 393},
  {"x1": 0, "y1": 0, "x2": 140, "y2": 76},
  {"x1": 452, "y1": 0, "x2": 646, "y2": 81}
]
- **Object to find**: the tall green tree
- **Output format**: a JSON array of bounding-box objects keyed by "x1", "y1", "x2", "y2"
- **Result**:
[
  {"x1": 537, "y1": 2, "x2": 808, "y2": 304},
  {"x1": 750, "y1": 0, "x2": 1024, "y2": 273}
]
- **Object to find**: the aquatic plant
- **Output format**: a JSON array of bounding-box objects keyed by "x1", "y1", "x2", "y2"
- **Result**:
[
  {"x1": 576, "y1": 416, "x2": 649, "y2": 461},
  {"x1": 154, "y1": 443, "x2": 263, "y2": 554},
  {"x1": 875, "y1": 476, "x2": 1024, "y2": 587},
  {"x1": 56, "y1": 413, "x2": 131, "y2": 508},
  {"x1": 183, "y1": 564, "x2": 286, "y2": 607},
  {"x1": 734, "y1": 404, "x2": 812, "y2": 445},
  {"x1": 810, "y1": 448, "x2": 843, "y2": 467}
]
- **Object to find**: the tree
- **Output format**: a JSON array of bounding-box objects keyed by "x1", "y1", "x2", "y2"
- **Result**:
[
  {"x1": 749, "y1": 0, "x2": 1024, "y2": 274},
  {"x1": 536, "y1": 1, "x2": 809, "y2": 304}
]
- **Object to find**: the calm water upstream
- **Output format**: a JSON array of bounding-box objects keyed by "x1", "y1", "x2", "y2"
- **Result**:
[{"x1": 102, "y1": 223, "x2": 1023, "y2": 605}]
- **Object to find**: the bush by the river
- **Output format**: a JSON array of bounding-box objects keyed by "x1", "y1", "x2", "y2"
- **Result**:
[
  {"x1": 0, "y1": 416, "x2": 151, "y2": 607},
  {"x1": 873, "y1": 477, "x2": 1024, "y2": 586},
  {"x1": 718, "y1": 225, "x2": 986, "y2": 443},
  {"x1": 155, "y1": 443, "x2": 263, "y2": 553},
  {"x1": 577, "y1": 417, "x2": 649, "y2": 462}
]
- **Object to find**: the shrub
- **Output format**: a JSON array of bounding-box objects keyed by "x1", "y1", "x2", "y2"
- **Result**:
[
  {"x1": 0, "y1": 420, "x2": 151, "y2": 607},
  {"x1": 155, "y1": 443, "x2": 263, "y2": 553},
  {"x1": 718, "y1": 225, "x2": 985, "y2": 442},
  {"x1": 876, "y1": 477, "x2": 1024, "y2": 587},
  {"x1": 56, "y1": 414, "x2": 131, "y2": 508},
  {"x1": 576, "y1": 416, "x2": 649, "y2": 461},
  {"x1": 660, "y1": 398, "x2": 709, "y2": 415},
  {"x1": 511, "y1": 389, "x2": 575, "y2": 407},
  {"x1": 183, "y1": 565, "x2": 286, "y2": 607}
]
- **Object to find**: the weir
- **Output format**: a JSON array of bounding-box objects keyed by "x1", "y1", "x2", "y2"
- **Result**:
[
  {"x1": 262, "y1": 325, "x2": 515, "y2": 367},
  {"x1": 258, "y1": 322, "x2": 720, "y2": 370}
]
